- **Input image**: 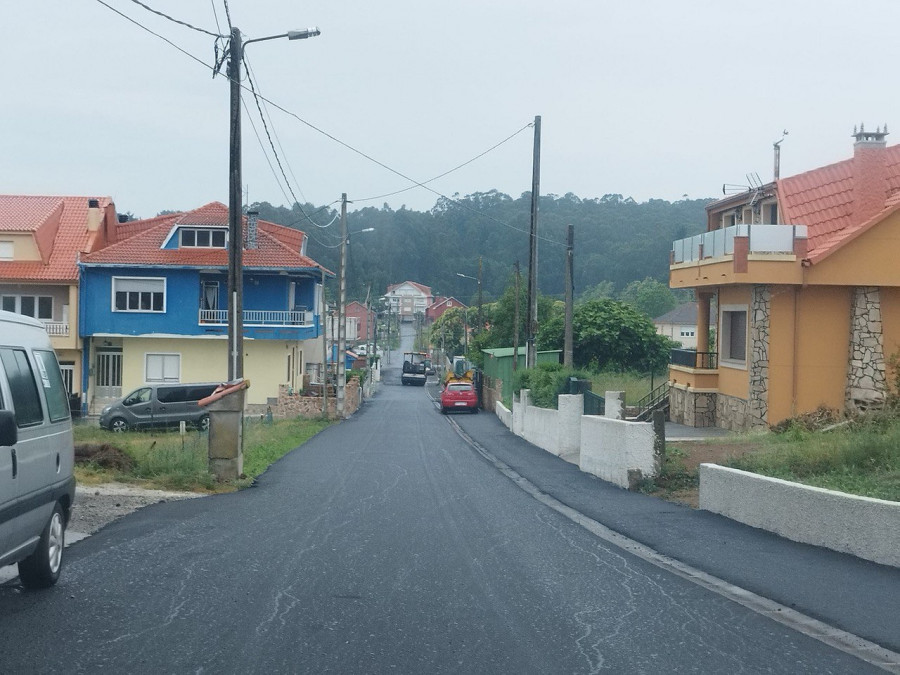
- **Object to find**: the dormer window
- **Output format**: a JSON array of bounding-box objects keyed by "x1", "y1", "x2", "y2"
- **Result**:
[{"x1": 180, "y1": 228, "x2": 226, "y2": 248}]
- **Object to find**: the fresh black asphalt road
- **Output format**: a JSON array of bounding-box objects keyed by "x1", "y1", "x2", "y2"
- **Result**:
[{"x1": 1, "y1": 355, "x2": 897, "y2": 671}]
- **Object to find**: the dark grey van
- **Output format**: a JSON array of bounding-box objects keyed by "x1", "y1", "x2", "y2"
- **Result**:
[
  {"x1": 98, "y1": 382, "x2": 219, "y2": 432},
  {"x1": 0, "y1": 311, "x2": 75, "y2": 588}
]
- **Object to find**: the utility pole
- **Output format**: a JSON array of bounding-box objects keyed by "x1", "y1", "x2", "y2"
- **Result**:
[
  {"x1": 336, "y1": 193, "x2": 348, "y2": 418},
  {"x1": 526, "y1": 115, "x2": 541, "y2": 368},
  {"x1": 477, "y1": 256, "x2": 483, "y2": 334},
  {"x1": 513, "y1": 260, "x2": 521, "y2": 372},
  {"x1": 564, "y1": 224, "x2": 574, "y2": 368},
  {"x1": 321, "y1": 266, "x2": 328, "y2": 416},
  {"x1": 227, "y1": 26, "x2": 244, "y2": 381}
]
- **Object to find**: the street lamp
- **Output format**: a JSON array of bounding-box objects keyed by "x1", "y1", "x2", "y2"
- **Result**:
[{"x1": 228, "y1": 25, "x2": 321, "y2": 382}]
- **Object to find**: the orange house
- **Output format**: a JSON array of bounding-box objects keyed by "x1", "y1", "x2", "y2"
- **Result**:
[{"x1": 669, "y1": 125, "x2": 900, "y2": 430}]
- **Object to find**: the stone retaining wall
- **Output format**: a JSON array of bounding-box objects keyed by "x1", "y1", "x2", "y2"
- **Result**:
[{"x1": 273, "y1": 378, "x2": 361, "y2": 419}]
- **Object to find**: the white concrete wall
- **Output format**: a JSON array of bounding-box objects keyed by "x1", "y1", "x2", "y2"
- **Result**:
[
  {"x1": 495, "y1": 401, "x2": 512, "y2": 429},
  {"x1": 579, "y1": 416, "x2": 656, "y2": 488},
  {"x1": 522, "y1": 404, "x2": 562, "y2": 455},
  {"x1": 700, "y1": 464, "x2": 900, "y2": 568},
  {"x1": 503, "y1": 389, "x2": 657, "y2": 489}
]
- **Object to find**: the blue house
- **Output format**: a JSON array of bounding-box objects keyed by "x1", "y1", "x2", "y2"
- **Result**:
[{"x1": 78, "y1": 202, "x2": 331, "y2": 410}]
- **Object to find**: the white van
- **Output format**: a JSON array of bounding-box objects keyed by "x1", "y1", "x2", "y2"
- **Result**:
[{"x1": 0, "y1": 311, "x2": 75, "y2": 588}]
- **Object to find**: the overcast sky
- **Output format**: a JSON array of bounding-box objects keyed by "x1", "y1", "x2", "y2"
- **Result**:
[{"x1": 4, "y1": 1, "x2": 898, "y2": 219}]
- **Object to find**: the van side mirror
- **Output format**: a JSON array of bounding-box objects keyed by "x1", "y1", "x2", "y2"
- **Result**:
[{"x1": 0, "y1": 410, "x2": 17, "y2": 446}]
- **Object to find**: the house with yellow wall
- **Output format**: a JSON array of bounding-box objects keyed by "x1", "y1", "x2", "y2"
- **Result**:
[
  {"x1": 0, "y1": 195, "x2": 118, "y2": 413},
  {"x1": 669, "y1": 125, "x2": 900, "y2": 430}
]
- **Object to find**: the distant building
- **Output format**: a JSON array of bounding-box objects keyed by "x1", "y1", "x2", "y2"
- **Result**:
[
  {"x1": 384, "y1": 280, "x2": 433, "y2": 322},
  {"x1": 426, "y1": 296, "x2": 467, "y2": 324},
  {"x1": 654, "y1": 302, "x2": 700, "y2": 350}
]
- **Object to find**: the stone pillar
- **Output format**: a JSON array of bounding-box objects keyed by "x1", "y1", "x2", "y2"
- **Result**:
[
  {"x1": 604, "y1": 391, "x2": 625, "y2": 420},
  {"x1": 847, "y1": 286, "x2": 887, "y2": 412},
  {"x1": 206, "y1": 387, "x2": 246, "y2": 481},
  {"x1": 748, "y1": 285, "x2": 770, "y2": 425}
]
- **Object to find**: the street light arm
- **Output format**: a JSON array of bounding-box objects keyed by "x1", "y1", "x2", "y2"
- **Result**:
[
  {"x1": 456, "y1": 273, "x2": 476, "y2": 281},
  {"x1": 242, "y1": 27, "x2": 321, "y2": 54}
]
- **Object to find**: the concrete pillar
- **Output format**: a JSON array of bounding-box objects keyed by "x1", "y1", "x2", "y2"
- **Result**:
[
  {"x1": 206, "y1": 388, "x2": 246, "y2": 481},
  {"x1": 513, "y1": 389, "x2": 530, "y2": 436},
  {"x1": 605, "y1": 391, "x2": 625, "y2": 420},
  {"x1": 557, "y1": 394, "x2": 582, "y2": 456},
  {"x1": 697, "y1": 293, "x2": 712, "y2": 356}
]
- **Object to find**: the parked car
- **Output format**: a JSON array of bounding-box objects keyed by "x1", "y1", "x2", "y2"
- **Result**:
[
  {"x1": 440, "y1": 380, "x2": 478, "y2": 414},
  {"x1": 0, "y1": 310, "x2": 75, "y2": 588},
  {"x1": 99, "y1": 382, "x2": 220, "y2": 432}
]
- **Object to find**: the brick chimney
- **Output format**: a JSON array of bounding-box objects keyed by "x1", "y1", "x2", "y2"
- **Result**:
[{"x1": 851, "y1": 123, "x2": 889, "y2": 225}]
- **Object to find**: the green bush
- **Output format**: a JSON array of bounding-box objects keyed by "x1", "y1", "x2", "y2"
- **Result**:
[{"x1": 513, "y1": 364, "x2": 593, "y2": 409}]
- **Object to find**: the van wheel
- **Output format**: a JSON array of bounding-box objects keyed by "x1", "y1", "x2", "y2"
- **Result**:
[
  {"x1": 198, "y1": 415, "x2": 210, "y2": 432},
  {"x1": 18, "y1": 503, "x2": 65, "y2": 589},
  {"x1": 109, "y1": 417, "x2": 128, "y2": 432}
]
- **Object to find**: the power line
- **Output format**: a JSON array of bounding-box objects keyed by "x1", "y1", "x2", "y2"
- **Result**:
[
  {"x1": 127, "y1": 0, "x2": 224, "y2": 37},
  {"x1": 354, "y1": 122, "x2": 533, "y2": 203},
  {"x1": 242, "y1": 96, "x2": 295, "y2": 208},
  {"x1": 243, "y1": 57, "x2": 321, "y2": 229},
  {"x1": 94, "y1": 0, "x2": 565, "y2": 248}
]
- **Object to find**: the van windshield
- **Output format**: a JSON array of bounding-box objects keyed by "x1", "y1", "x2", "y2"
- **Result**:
[{"x1": 124, "y1": 388, "x2": 151, "y2": 405}]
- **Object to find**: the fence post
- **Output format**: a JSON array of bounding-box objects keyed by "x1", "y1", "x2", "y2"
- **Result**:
[{"x1": 652, "y1": 409, "x2": 666, "y2": 474}]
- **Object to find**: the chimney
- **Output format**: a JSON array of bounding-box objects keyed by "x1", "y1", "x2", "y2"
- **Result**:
[
  {"x1": 87, "y1": 198, "x2": 102, "y2": 231},
  {"x1": 851, "y1": 123, "x2": 889, "y2": 225},
  {"x1": 246, "y1": 210, "x2": 258, "y2": 249}
]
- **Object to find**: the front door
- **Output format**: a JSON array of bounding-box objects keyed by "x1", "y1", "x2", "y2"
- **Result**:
[{"x1": 95, "y1": 349, "x2": 122, "y2": 399}]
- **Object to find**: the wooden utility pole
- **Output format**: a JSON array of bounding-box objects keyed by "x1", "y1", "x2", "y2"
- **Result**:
[
  {"x1": 336, "y1": 193, "x2": 348, "y2": 418},
  {"x1": 526, "y1": 115, "x2": 541, "y2": 368},
  {"x1": 477, "y1": 256, "x2": 483, "y2": 333},
  {"x1": 513, "y1": 260, "x2": 521, "y2": 372},
  {"x1": 564, "y1": 224, "x2": 574, "y2": 368},
  {"x1": 227, "y1": 26, "x2": 244, "y2": 381}
]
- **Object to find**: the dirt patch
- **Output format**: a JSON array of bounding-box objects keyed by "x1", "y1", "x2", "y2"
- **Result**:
[
  {"x1": 656, "y1": 440, "x2": 768, "y2": 509},
  {"x1": 75, "y1": 443, "x2": 135, "y2": 472}
]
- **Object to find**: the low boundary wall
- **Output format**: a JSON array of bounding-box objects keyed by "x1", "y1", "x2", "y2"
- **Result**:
[
  {"x1": 503, "y1": 390, "x2": 657, "y2": 489},
  {"x1": 700, "y1": 464, "x2": 900, "y2": 568}
]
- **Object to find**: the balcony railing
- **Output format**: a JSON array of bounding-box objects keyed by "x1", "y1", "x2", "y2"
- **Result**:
[
  {"x1": 199, "y1": 309, "x2": 314, "y2": 327},
  {"x1": 43, "y1": 322, "x2": 70, "y2": 337},
  {"x1": 671, "y1": 349, "x2": 717, "y2": 369},
  {"x1": 672, "y1": 224, "x2": 808, "y2": 263}
]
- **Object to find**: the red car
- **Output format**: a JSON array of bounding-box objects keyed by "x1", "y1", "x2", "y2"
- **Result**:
[{"x1": 440, "y1": 380, "x2": 478, "y2": 414}]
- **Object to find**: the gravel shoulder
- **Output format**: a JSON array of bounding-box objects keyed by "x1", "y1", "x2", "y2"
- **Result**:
[{"x1": 71, "y1": 483, "x2": 204, "y2": 535}]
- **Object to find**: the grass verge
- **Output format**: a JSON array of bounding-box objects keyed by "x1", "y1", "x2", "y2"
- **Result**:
[
  {"x1": 74, "y1": 417, "x2": 332, "y2": 493},
  {"x1": 726, "y1": 420, "x2": 900, "y2": 502}
]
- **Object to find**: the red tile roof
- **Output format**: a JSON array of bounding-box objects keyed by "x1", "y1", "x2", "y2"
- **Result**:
[
  {"x1": 778, "y1": 144, "x2": 900, "y2": 262},
  {"x1": 0, "y1": 195, "x2": 115, "y2": 282},
  {"x1": 81, "y1": 202, "x2": 330, "y2": 273}
]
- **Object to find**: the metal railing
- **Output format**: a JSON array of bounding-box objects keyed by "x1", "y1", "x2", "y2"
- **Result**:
[
  {"x1": 43, "y1": 322, "x2": 70, "y2": 337},
  {"x1": 199, "y1": 309, "x2": 314, "y2": 326},
  {"x1": 634, "y1": 382, "x2": 670, "y2": 421},
  {"x1": 671, "y1": 349, "x2": 717, "y2": 369}
]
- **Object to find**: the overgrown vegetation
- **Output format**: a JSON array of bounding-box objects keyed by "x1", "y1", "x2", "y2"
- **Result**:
[
  {"x1": 73, "y1": 417, "x2": 332, "y2": 492},
  {"x1": 727, "y1": 414, "x2": 900, "y2": 501},
  {"x1": 512, "y1": 363, "x2": 593, "y2": 409}
]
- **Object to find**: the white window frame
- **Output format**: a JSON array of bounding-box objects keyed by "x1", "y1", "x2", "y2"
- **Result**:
[
  {"x1": 112, "y1": 276, "x2": 166, "y2": 313},
  {"x1": 1, "y1": 294, "x2": 53, "y2": 320},
  {"x1": 145, "y1": 353, "x2": 181, "y2": 383},
  {"x1": 720, "y1": 304, "x2": 748, "y2": 369},
  {"x1": 679, "y1": 327, "x2": 695, "y2": 338},
  {"x1": 179, "y1": 227, "x2": 227, "y2": 249},
  {"x1": 0, "y1": 241, "x2": 13, "y2": 260}
]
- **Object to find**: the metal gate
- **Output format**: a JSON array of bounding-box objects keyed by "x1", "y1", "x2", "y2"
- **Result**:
[{"x1": 95, "y1": 350, "x2": 122, "y2": 399}]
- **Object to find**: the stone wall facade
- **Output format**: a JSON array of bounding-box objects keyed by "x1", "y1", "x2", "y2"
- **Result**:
[
  {"x1": 748, "y1": 285, "x2": 770, "y2": 423},
  {"x1": 716, "y1": 392, "x2": 767, "y2": 432},
  {"x1": 669, "y1": 385, "x2": 716, "y2": 428},
  {"x1": 273, "y1": 378, "x2": 361, "y2": 419},
  {"x1": 846, "y1": 286, "x2": 887, "y2": 412}
]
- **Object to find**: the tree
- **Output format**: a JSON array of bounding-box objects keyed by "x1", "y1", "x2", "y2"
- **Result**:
[
  {"x1": 578, "y1": 280, "x2": 615, "y2": 304},
  {"x1": 537, "y1": 298, "x2": 673, "y2": 372},
  {"x1": 429, "y1": 307, "x2": 467, "y2": 357},
  {"x1": 619, "y1": 277, "x2": 678, "y2": 319}
]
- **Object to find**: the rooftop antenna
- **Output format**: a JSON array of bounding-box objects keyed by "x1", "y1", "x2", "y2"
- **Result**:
[{"x1": 773, "y1": 130, "x2": 788, "y2": 180}]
